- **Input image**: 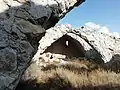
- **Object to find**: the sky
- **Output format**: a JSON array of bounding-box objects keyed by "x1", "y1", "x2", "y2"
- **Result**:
[{"x1": 58, "y1": 0, "x2": 120, "y2": 33}]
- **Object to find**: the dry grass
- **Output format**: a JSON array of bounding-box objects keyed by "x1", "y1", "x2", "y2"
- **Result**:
[{"x1": 16, "y1": 57, "x2": 120, "y2": 90}]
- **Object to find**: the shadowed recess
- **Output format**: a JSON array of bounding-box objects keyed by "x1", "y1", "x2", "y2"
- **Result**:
[{"x1": 44, "y1": 34, "x2": 85, "y2": 58}]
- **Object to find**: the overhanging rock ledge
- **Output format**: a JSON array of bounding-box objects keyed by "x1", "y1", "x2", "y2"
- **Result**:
[{"x1": 0, "y1": 0, "x2": 85, "y2": 89}]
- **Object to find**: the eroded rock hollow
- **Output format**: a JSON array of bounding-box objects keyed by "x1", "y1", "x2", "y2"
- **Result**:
[{"x1": 44, "y1": 34, "x2": 85, "y2": 58}]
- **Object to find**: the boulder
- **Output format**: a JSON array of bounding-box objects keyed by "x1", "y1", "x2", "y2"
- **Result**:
[{"x1": 0, "y1": 0, "x2": 85, "y2": 89}]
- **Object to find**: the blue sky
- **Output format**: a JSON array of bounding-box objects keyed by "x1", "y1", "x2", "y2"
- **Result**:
[{"x1": 58, "y1": 0, "x2": 120, "y2": 33}]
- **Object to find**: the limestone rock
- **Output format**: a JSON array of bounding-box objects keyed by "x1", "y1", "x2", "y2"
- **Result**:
[
  {"x1": 32, "y1": 24, "x2": 120, "y2": 66},
  {"x1": 74, "y1": 26, "x2": 120, "y2": 63},
  {"x1": 32, "y1": 25, "x2": 100, "y2": 67},
  {"x1": 0, "y1": 0, "x2": 85, "y2": 89}
]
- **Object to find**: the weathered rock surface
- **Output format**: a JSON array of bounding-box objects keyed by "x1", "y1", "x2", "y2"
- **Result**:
[
  {"x1": 75, "y1": 26, "x2": 120, "y2": 63},
  {"x1": 32, "y1": 24, "x2": 120, "y2": 66},
  {"x1": 0, "y1": 0, "x2": 85, "y2": 89}
]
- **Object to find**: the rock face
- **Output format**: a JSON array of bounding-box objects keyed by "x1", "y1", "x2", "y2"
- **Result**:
[
  {"x1": 0, "y1": 0, "x2": 85, "y2": 90},
  {"x1": 33, "y1": 24, "x2": 120, "y2": 66},
  {"x1": 32, "y1": 25, "x2": 86, "y2": 66},
  {"x1": 74, "y1": 27, "x2": 120, "y2": 63}
]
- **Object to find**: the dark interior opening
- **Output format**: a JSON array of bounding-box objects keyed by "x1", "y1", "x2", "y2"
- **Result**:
[{"x1": 44, "y1": 34, "x2": 85, "y2": 58}]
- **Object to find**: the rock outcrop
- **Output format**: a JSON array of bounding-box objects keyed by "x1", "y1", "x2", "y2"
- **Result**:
[
  {"x1": 74, "y1": 27, "x2": 120, "y2": 63},
  {"x1": 32, "y1": 24, "x2": 120, "y2": 66},
  {"x1": 0, "y1": 0, "x2": 85, "y2": 89}
]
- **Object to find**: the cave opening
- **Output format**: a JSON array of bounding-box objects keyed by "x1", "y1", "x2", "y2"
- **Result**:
[{"x1": 43, "y1": 34, "x2": 85, "y2": 59}]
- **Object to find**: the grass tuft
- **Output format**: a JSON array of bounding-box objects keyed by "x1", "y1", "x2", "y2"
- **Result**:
[{"x1": 16, "y1": 57, "x2": 120, "y2": 90}]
